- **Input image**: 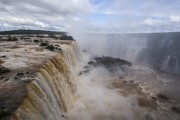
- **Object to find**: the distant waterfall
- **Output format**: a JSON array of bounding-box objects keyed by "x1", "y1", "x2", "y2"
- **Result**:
[
  {"x1": 175, "y1": 57, "x2": 179, "y2": 73},
  {"x1": 161, "y1": 39, "x2": 165, "y2": 47},
  {"x1": 160, "y1": 55, "x2": 180, "y2": 75},
  {"x1": 106, "y1": 37, "x2": 147, "y2": 63},
  {"x1": 161, "y1": 55, "x2": 170, "y2": 71},
  {"x1": 11, "y1": 41, "x2": 82, "y2": 120}
]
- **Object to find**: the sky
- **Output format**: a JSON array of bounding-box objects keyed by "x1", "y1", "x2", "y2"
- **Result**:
[{"x1": 0, "y1": 0, "x2": 180, "y2": 33}]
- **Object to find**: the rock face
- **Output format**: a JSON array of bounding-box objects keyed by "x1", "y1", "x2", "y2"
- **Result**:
[
  {"x1": 81, "y1": 32, "x2": 180, "y2": 75},
  {"x1": 137, "y1": 33, "x2": 180, "y2": 75},
  {"x1": 0, "y1": 36, "x2": 82, "y2": 120}
]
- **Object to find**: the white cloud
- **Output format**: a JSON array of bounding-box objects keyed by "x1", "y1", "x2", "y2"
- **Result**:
[
  {"x1": 0, "y1": 0, "x2": 180, "y2": 32},
  {"x1": 170, "y1": 15, "x2": 180, "y2": 22},
  {"x1": 0, "y1": 16, "x2": 49, "y2": 28},
  {"x1": 142, "y1": 18, "x2": 164, "y2": 25},
  {"x1": 73, "y1": 17, "x2": 81, "y2": 21},
  {"x1": 0, "y1": 0, "x2": 92, "y2": 31}
]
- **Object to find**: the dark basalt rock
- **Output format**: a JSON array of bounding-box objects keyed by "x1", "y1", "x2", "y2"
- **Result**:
[
  {"x1": 123, "y1": 81, "x2": 127, "y2": 83},
  {"x1": 4, "y1": 78, "x2": 9, "y2": 81},
  {"x1": 0, "y1": 77, "x2": 4, "y2": 80},
  {"x1": 16, "y1": 73, "x2": 24, "y2": 76},
  {"x1": 87, "y1": 56, "x2": 132, "y2": 72},
  {"x1": 88, "y1": 61, "x2": 94, "y2": 65},
  {"x1": 145, "y1": 114, "x2": 154, "y2": 120},
  {"x1": 0, "y1": 80, "x2": 28, "y2": 120},
  {"x1": 152, "y1": 97, "x2": 156, "y2": 101},
  {"x1": 157, "y1": 94, "x2": 169, "y2": 100},
  {"x1": 119, "y1": 76, "x2": 124, "y2": 79},
  {"x1": 0, "y1": 56, "x2": 6, "y2": 58},
  {"x1": 78, "y1": 69, "x2": 90, "y2": 76},
  {"x1": 172, "y1": 106, "x2": 180, "y2": 114},
  {"x1": 0, "y1": 108, "x2": 10, "y2": 119},
  {"x1": 94, "y1": 56, "x2": 132, "y2": 67}
]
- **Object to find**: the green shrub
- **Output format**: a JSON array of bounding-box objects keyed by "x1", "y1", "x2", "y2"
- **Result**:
[
  {"x1": 60, "y1": 35, "x2": 74, "y2": 40},
  {"x1": 7, "y1": 36, "x2": 18, "y2": 41},
  {"x1": 45, "y1": 45, "x2": 55, "y2": 51},
  {"x1": 40, "y1": 42, "x2": 48, "y2": 46},
  {"x1": 0, "y1": 65, "x2": 11, "y2": 74},
  {"x1": 48, "y1": 33, "x2": 55, "y2": 38}
]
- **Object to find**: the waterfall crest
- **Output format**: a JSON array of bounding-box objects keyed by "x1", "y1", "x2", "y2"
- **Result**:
[{"x1": 10, "y1": 41, "x2": 81, "y2": 120}]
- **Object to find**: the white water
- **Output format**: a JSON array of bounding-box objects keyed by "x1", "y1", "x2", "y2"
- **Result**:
[
  {"x1": 161, "y1": 55, "x2": 171, "y2": 71},
  {"x1": 161, "y1": 39, "x2": 165, "y2": 47},
  {"x1": 11, "y1": 41, "x2": 82, "y2": 120}
]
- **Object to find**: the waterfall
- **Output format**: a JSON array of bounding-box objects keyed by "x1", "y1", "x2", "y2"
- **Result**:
[
  {"x1": 175, "y1": 56, "x2": 179, "y2": 73},
  {"x1": 11, "y1": 41, "x2": 81, "y2": 120},
  {"x1": 161, "y1": 55, "x2": 170, "y2": 71},
  {"x1": 170, "y1": 39, "x2": 173, "y2": 45},
  {"x1": 161, "y1": 39, "x2": 165, "y2": 47},
  {"x1": 61, "y1": 41, "x2": 82, "y2": 66}
]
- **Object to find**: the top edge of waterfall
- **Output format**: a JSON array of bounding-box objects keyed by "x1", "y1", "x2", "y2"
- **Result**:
[
  {"x1": 0, "y1": 35, "x2": 81, "y2": 120},
  {"x1": 0, "y1": 37, "x2": 78, "y2": 70}
]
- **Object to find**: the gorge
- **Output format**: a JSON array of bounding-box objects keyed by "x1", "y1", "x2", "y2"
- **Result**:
[{"x1": 0, "y1": 32, "x2": 180, "y2": 120}]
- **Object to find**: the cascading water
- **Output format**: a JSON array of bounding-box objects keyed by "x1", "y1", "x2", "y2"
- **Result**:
[
  {"x1": 10, "y1": 41, "x2": 82, "y2": 120},
  {"x1": 161, "y1": 55, "x2": 171, "y2": 71},
  {"x1": 161, "y1": 39, "x2": 165, "y2": 47},
  {"x1": 2, "y1": 32, "x2": 179, "y2": 120},
  {"x1": 175, "y1": 57, "x2": 179, "y2": 73}
]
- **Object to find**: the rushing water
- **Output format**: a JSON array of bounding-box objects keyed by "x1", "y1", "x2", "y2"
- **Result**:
[
  {"x1": 11, "y1": 41, "x2": 81, "y2": 120},
  {"x1": 10, "y1": 35, "x2": 180, "y2": 120}
]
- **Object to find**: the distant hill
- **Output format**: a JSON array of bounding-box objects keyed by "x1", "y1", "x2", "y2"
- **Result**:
[{"x1": 0, "y1": 30, "x2": 66, "y2": 35}]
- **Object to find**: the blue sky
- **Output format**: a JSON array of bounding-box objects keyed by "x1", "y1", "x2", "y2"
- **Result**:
[{"x1": 0, "y1": 0, "x2": 180, "y2": 33}]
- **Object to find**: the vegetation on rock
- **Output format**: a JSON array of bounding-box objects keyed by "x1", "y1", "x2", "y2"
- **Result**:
[
  {"x1": 60, "y1": 35, "x2": 74, "y2": 40},
  {"x1": 0, "y1": 30, "x2": 66, "y2": 35},
  {"x1": 0, "y1": 65, "x2": 11, "y2": 74},
  {"x1": 45, "y1": 45, "x2": 55, "y2": 51},
  {"x1": 7, "y1": 36, "x2": 18, "y2": 41},
  {"x1": 40, "y1": 42, "x2": 48, "y2": 46}
]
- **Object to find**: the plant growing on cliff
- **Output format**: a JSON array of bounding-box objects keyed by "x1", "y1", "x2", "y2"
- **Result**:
[
  {"x1": 60, "y1": 35, "x2": 74, "y2": 40},
  {"x1": 7, "y1": 36, "x2": 18, "y2": 41},
  {"x1": 39, "y1": 42, "x2": 48, "y2": 46},
  {"x1": 45, "y1": 45, "x2": 55, "y2": 51},
  {"x1": 48, "y1": 33, "x2": 55, "y2": 38},
  {"x1": 0, "y1": 65, "x2": 11, "y2": 74}
]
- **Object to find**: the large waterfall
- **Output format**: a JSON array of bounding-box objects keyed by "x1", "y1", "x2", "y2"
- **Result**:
[
  {"x1": 0, "y1": 32, "x2": 180, "y2": 120},
  {"x1": 10, "y1": 41, "x2": 81, "y2": 120},
  {"x1": 78, "y1": 33, "x2": 180, "y2": 75}
]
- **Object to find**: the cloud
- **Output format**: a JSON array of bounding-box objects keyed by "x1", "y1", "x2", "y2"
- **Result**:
[
  {"x1": 0, "y1": 0, "x2": 91, "y2": 30},
  {"x1": 170, "y1": 15, "x2": 180, "y2": 22},
  {"x1": 142, "y1": 18, "x2": 162, "y2": 26},
  {"x1": 0, "y1": 0, "x2": 180, "y2": 32}
]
